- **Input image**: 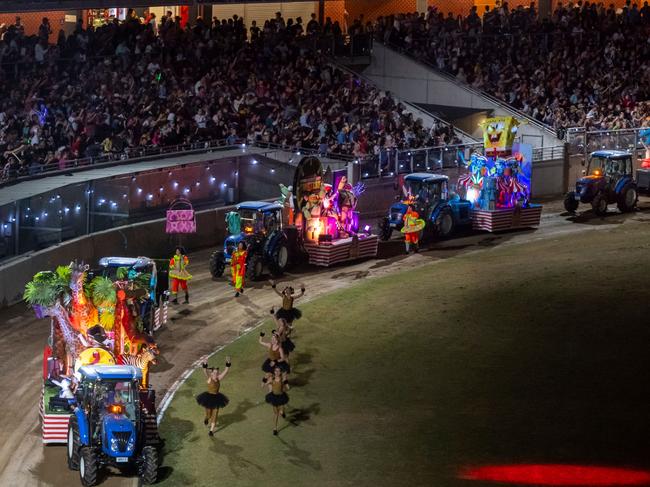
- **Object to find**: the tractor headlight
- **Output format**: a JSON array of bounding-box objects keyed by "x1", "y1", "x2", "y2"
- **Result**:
[
  {"x1": 126, "y1": 434, "x2": 135, "y2": 452},
  {"x1": 110, "y1": 437, "x2": 119, "y2": 452}
]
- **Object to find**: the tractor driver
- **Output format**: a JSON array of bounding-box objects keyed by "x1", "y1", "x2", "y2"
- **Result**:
[{"x1": 107, "y1": 381, "x2": 135, "y2": 418}]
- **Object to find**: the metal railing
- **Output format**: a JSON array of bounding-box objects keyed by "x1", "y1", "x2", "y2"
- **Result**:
[{"x1": 566, "y1": 127, "x2": 649, "y2": 163}]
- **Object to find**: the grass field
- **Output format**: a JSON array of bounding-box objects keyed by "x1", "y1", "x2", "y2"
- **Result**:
[{"x1": 158, "y1": 224, "x2": 650, "y2": 487}]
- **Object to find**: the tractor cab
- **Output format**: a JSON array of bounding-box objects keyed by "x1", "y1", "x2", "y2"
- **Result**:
[
  {"x1": 97, "y1": 257, "x2": 158, "y2": 293},
  {"x1": 584, "y1": 150, "x2": 633, "y2": 180},
  {"x1": 68, "y1": 365, "x2": 158, "y2": 485},
  {"x1": 386, "y1": 174, "x2": 450, "y2": 231},
  {"x1": 565, "y1": 150, "x2": 637, "y2": 215},
  {"x1": 211, "y1": 201, "x2": 290, "y2": 281},
  {"x1": 223, "y1": 201, "x2": 284, "y2": 261}
]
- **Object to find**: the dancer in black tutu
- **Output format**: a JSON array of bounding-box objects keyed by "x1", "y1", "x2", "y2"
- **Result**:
[
  {"x1": 196, "y1": 356, "x2": 231, "y2": 436},
  {"x1": 270, "y1": 281, "x2": 306, "y2": 325},
  {"x1": 265, "y1": 366, "x2": 290, "y2": 435},
  {"x1": 259, "y1": 331, "x2": 290, "y2": 382},
  {"x1": 270, "y1": 308, "x2": 295, "y2": 357}
]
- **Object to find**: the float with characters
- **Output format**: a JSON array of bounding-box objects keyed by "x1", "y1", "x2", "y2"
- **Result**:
[
  {"x1": 292, "y1": 156, "x2": 379, "y2": 266},
  {"x1": 208, "y1": 156, "x2": 378, "y2": 277},
  {"x1": 457, "y1": 116, "x2": 543, "y2": 231},
  {"x1": 380, "y1": 116, "x2": 542, "y2": 240},
  {"x1": 24, "y1": 261, "x2": 160, "y2": 445}
]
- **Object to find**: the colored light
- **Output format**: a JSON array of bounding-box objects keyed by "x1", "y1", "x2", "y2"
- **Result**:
[
  {"x1": 459, "y1": 465, "x2": 650, "y2": 486},
  {"x1": 363, "y1": 225, "x2": 371, "y2": 232},
  {"x1": 108, "y1": 404, "x2": 125, "y2": 415}
]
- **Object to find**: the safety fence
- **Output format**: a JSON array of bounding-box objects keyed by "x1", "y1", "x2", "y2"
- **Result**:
[{"x1": 566, "y1": 127, "x2": 649, "y2": 162}]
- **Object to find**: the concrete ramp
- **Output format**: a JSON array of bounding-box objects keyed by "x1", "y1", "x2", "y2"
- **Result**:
[{"x1": 362, "y1": 44, "x2": 563, "y2": 149}]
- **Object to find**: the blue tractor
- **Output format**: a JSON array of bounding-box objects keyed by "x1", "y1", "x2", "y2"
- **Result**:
[
  {"x1": 379, "y1": 173, "x2": 473, "y2": 241},
  {"x1": 564, "y1": 150, "x2": 637, "y2": 215},
  {"x1": 66, "y1": 365, "x2": 159, "y2": 486},
  {"x1": 209, "y1": 201, "x2": 291, "y2": 280}
]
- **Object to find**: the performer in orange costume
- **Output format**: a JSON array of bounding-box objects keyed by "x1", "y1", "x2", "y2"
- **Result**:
[
  {"x1": 401, "y1": 205, "x2": 425, "y2": 254},
  {"x1": 231, "y1": 241, "x2": 248, "y2": 297}
]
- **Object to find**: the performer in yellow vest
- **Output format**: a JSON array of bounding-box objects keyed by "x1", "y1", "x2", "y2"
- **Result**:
[{"x1": 169, "y1": 246, "x2": 192, "y2": 304}]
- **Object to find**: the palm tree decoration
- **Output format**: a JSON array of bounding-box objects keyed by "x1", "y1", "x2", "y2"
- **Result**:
[
  {"x1": 24, "y1": 268, "x2": 79, "y2": 361},
  {"x1": 90, "y1": 276, "x2": 117, "y2": 330}
]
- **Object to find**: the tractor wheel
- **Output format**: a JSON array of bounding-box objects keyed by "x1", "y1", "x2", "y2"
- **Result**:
[
  {"x1": 434, "y1": 209, "x2": 455, "y2": 238},
  {"x1": 591, "y1": 193, "x2": 608, "y2": 216},
  {"x1": 379, "y1": 217, "x2": 392, "y2": 241},
  {"x1": 617, "y1": 184, "x2": 637, "y2": 213},
  {"x1": 67, "y1": 416, "x2": 81, "y2": 471},
  {"x1": 139, "y1": 445, "x2": 159, "y2": 485},
  {"x1": 79, "y1": 447, "x2": 99, "y2": 487},
  {"x1": 209, "y1": 251, "x2": 225, "y2": 278},
  {"x1": 246, "y1": 254, "x2": 263, "y2": 282},
  {"x1": 268, "y1": 241, "x2": 289, "y2": 277},
  {"x1": 563, "y1": 192, "x2": 579, "y2": 213}
]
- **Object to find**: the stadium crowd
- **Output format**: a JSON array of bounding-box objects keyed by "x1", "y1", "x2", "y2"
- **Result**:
[
  {"x1": 373, "y1": 1, "x2": 650, "y2": 136},
  {"x1": 0, "y1": 11, "x2": 459, "y2": 181}
]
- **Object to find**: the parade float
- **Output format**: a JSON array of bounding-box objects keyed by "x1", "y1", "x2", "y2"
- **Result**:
[
  {"x1": 380, "y1": 116, "x2": 542, "y2": 241},
  {"x1": 24, "y1": 262, "x2": 160, "y2": 444},
  {"x1": 208, "y1": 156, "x2": 378, "y2": 277},
  {"x1": 292, "y1": 156, "x2": 378, "y2": 266},
  {"x1": 457, "y1": 116, "x2": 543, "y2": 231}
]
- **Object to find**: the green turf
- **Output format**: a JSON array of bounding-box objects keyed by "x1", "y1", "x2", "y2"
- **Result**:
[{"x1": 158, "y1": 224, "x2": 650, "y2": 487}]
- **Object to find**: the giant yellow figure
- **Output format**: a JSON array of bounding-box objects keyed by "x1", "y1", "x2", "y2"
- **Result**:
[{"x1": 480, "y1": 116, "x2": 521, "y2": 153}]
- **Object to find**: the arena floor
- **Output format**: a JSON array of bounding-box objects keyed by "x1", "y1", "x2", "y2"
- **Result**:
[
  {"x1": 1, "y1": 199, "x2": 650, "y2": 486},
  {"x1": 156, "y1": 210, "x2": 650, "y2": 487}
]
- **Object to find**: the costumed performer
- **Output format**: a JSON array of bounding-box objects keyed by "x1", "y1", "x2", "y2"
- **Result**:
[
  {"x1": 265, "y1": 365, "x2": 290, "y2": 436},
  {"x1": 270, "y1": 281, "x2": 305, "y2": 325},
  {"x1": 259, "y1": 330, "x2": 290, "y2": 382},
  {"x1": 169, "y1": 246, "x2": 192, "y2": 304},
  {"x1": 270, "y1": 307, "x2": 295, "y2": 357},
  {"x1": 231, "y1": 241, "x2": 247, "y2": 297},
  {"x1": 196, "y1": 357, "x2": 231, "y2": 436},
  {"x1": 401, "y1": 205, "x2": 425, "y2": 254}
]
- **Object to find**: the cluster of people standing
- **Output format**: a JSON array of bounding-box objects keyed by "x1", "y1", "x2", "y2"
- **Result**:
[{"x1": 195, "y1": 280, "x2": 306, "y2": 436}]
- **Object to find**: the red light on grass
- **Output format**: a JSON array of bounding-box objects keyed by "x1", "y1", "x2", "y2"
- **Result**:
[{"x1": 459, "y1": 465, "x2": 650, "y2": 486}]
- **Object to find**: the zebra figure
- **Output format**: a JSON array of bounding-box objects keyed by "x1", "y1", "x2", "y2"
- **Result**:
[{"x1": 117, "y1": 345, "x2": 159, "y2": 389}]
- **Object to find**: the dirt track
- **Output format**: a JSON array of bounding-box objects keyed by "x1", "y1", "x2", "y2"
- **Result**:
[{"x1": 0, "y1": 200, "x2": 647, "y2": 487}]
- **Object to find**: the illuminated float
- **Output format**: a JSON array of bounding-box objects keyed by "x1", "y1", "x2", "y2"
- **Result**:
[
  {"x1": 292, "y1": 156, "x2": 379, "y2": 266},
  {"x1": 25, "y1": 262, "x2": 160, "y2": 444},
  {"x1": 457, "y1": 116, "x2": 543, "y2": 232}
]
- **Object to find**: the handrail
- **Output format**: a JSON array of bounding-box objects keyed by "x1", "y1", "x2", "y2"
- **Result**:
[{"x1": 378, "y1": 41, "x2": 560, "y2": 139}]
